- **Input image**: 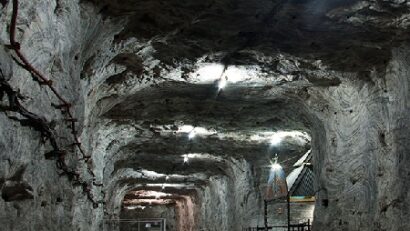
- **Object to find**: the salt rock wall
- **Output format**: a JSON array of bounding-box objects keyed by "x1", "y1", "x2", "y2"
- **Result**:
[
  {"x1": 0, "y1": 0, "x2": 409, "y2": 231},
  {"x1": 196, "y1": 159, "x2": 261, "y2": 231},
  {"x1": 0, "y1": 1, "x2": 111, "y2": 230},
  {"x1": 310, "y1": 45, "x2": 410, "y2": 231}
]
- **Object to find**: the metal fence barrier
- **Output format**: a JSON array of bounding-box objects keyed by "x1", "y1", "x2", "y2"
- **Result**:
[
  {"x1": 104, "y1": 218, "x2": 166, "y2": 231},
  {"x1": 243, "y1": 219, "x2": 311, "y2": 231}
]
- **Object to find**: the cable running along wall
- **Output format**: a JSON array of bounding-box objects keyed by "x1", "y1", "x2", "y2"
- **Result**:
[{"x1": 3, "y1": 0, "x2": 103, "y2": 207}]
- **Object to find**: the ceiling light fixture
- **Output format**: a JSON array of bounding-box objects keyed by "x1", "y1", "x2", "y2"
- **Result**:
[
  {"x1": 188, "y1": 129, "x2": 196, "y2": 139},
  {"x1": 265, "y1": 154, "x2": 288, "y2": 201},
  {"x1": 271, "y1": 161, "x2": 282, "y2": 171},
  {"x1": 270, "y1": 134, "x2": 282, "y2": 146},
  {"x1": 270, "y1": 154, "x2": 282, "y2": 170},
  {"x1": 183, "y1": 155, "x2": 189, "y2": 163},
  {"x1": 218, "y1": 77, "x2": 227, "y2": 90}
]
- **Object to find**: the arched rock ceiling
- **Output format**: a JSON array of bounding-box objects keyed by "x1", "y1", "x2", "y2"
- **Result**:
[
  {"x1": 103, "y1": 81, "x2": 313, "y2": 133},
  {"x1": 102, "y1": 82, "x2": 312, "y2": 183},
  {"x1": 86, "y1": 0, "x2": 410, "y2": 72},
  {"x1": 82, "y1": 0, "x2": 409, "y2": 196}
]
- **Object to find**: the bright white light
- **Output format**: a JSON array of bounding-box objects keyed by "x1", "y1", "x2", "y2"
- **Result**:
[
  {"x1": 131, "y1": 190, "x2": 171, "y2": 198},
  {"x1": 183, "y1": 155, "x2": 189, "y2": 163},
  {"x1": 270, "y1": 134, "x2": 282, "y2": 146},
  {"x1": 186, "y1": 153, "x2": 217, "y2": 159},
  {"x1": 218, "y1": 77, "x2": 227, "y2": 89},
  {"x1": 194, "y1": 127, "x2": 214, "y2": 134},
  {"x1": 271, "y1": 163, "x2": 282, "y2": 171},
  {"x1": 179, "y1": 125, "x2": 195, "y2": 133},
  {"x1": 188, "y1": 129, "x2": 196, "y2": 139},
  {"x1": 145, "y1": 183, "x2": 196, "y2": 189},
  {"x1": 270, "y1": 154, "x2": 282, "y2": 170},
  {"x1": 162, "y1": 184, "x2": 166, "y2": 190},
  {"x1": 171, "y1": 124, "x2": 217, "y2": 138},
  {"x1": 165, "y1": 176, "x2": 170, "y2": 181},
  {"x1": 194, "y1": 64, "x2": 225, "y2": 82},
  {"x1": 224, "y1": 66, "x2": 249, "y2": 83},
  {"x1": 125, "y1": 205, "x2": 146, "y2": 210},
  {"x1": 250, "y1": 131, "x2": 311, "y2": 146},
  {"x1": 192, "y1": 63, "x2": 254, "y2": 84},
  {"x1": 179, "y1": 153, "x2": 224, "y2": 165}
]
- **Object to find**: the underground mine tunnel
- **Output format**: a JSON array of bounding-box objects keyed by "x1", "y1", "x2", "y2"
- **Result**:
[{"x1": 0, "y1": 0, "x2": 409, "y2": 230}]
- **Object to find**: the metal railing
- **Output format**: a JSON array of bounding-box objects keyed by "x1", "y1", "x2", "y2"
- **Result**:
[
  {"x1": 104, "y1": 218, "x2": 166, "y2": 231},
  {"x1": 243, "y1": 219, "x2": 311, "y2": 231}
]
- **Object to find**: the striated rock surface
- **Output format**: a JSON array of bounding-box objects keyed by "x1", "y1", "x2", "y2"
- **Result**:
[{"x1": 0, "y1": 0, "x2": 409, "y2": 230}]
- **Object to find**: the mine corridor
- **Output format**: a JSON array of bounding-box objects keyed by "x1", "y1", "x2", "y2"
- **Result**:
[{"x1": 0, "y1": 0, "x2": 409, "y2": 230}]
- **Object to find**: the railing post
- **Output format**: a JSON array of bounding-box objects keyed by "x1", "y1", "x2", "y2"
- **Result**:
[
  {"x1": 264, "y1": 200, "x2": 268, "y2": 231},
  {"x1": 287, "y1": 194, "x2": 290, "y2": 231}
]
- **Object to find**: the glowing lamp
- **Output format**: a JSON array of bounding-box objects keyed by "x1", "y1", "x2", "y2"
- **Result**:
[
  {"x1": 271, "y1": 162, "x2": 282, "y2": 171},
  {"x1": 188, "y1": 129, "x2": 196, "y2": 139},
  {"x1": 270, "y1": 135, "x2": 282, "y2": 146},
  {"x1": 265, "y1": 154, "x2": 288, "y2": 201},
  {"x1": 218, "y1": 77, "x2": 227, "y2": 89},
  {"x1": 183, "y1": 155, "x2": 189, "y2": 163}
]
